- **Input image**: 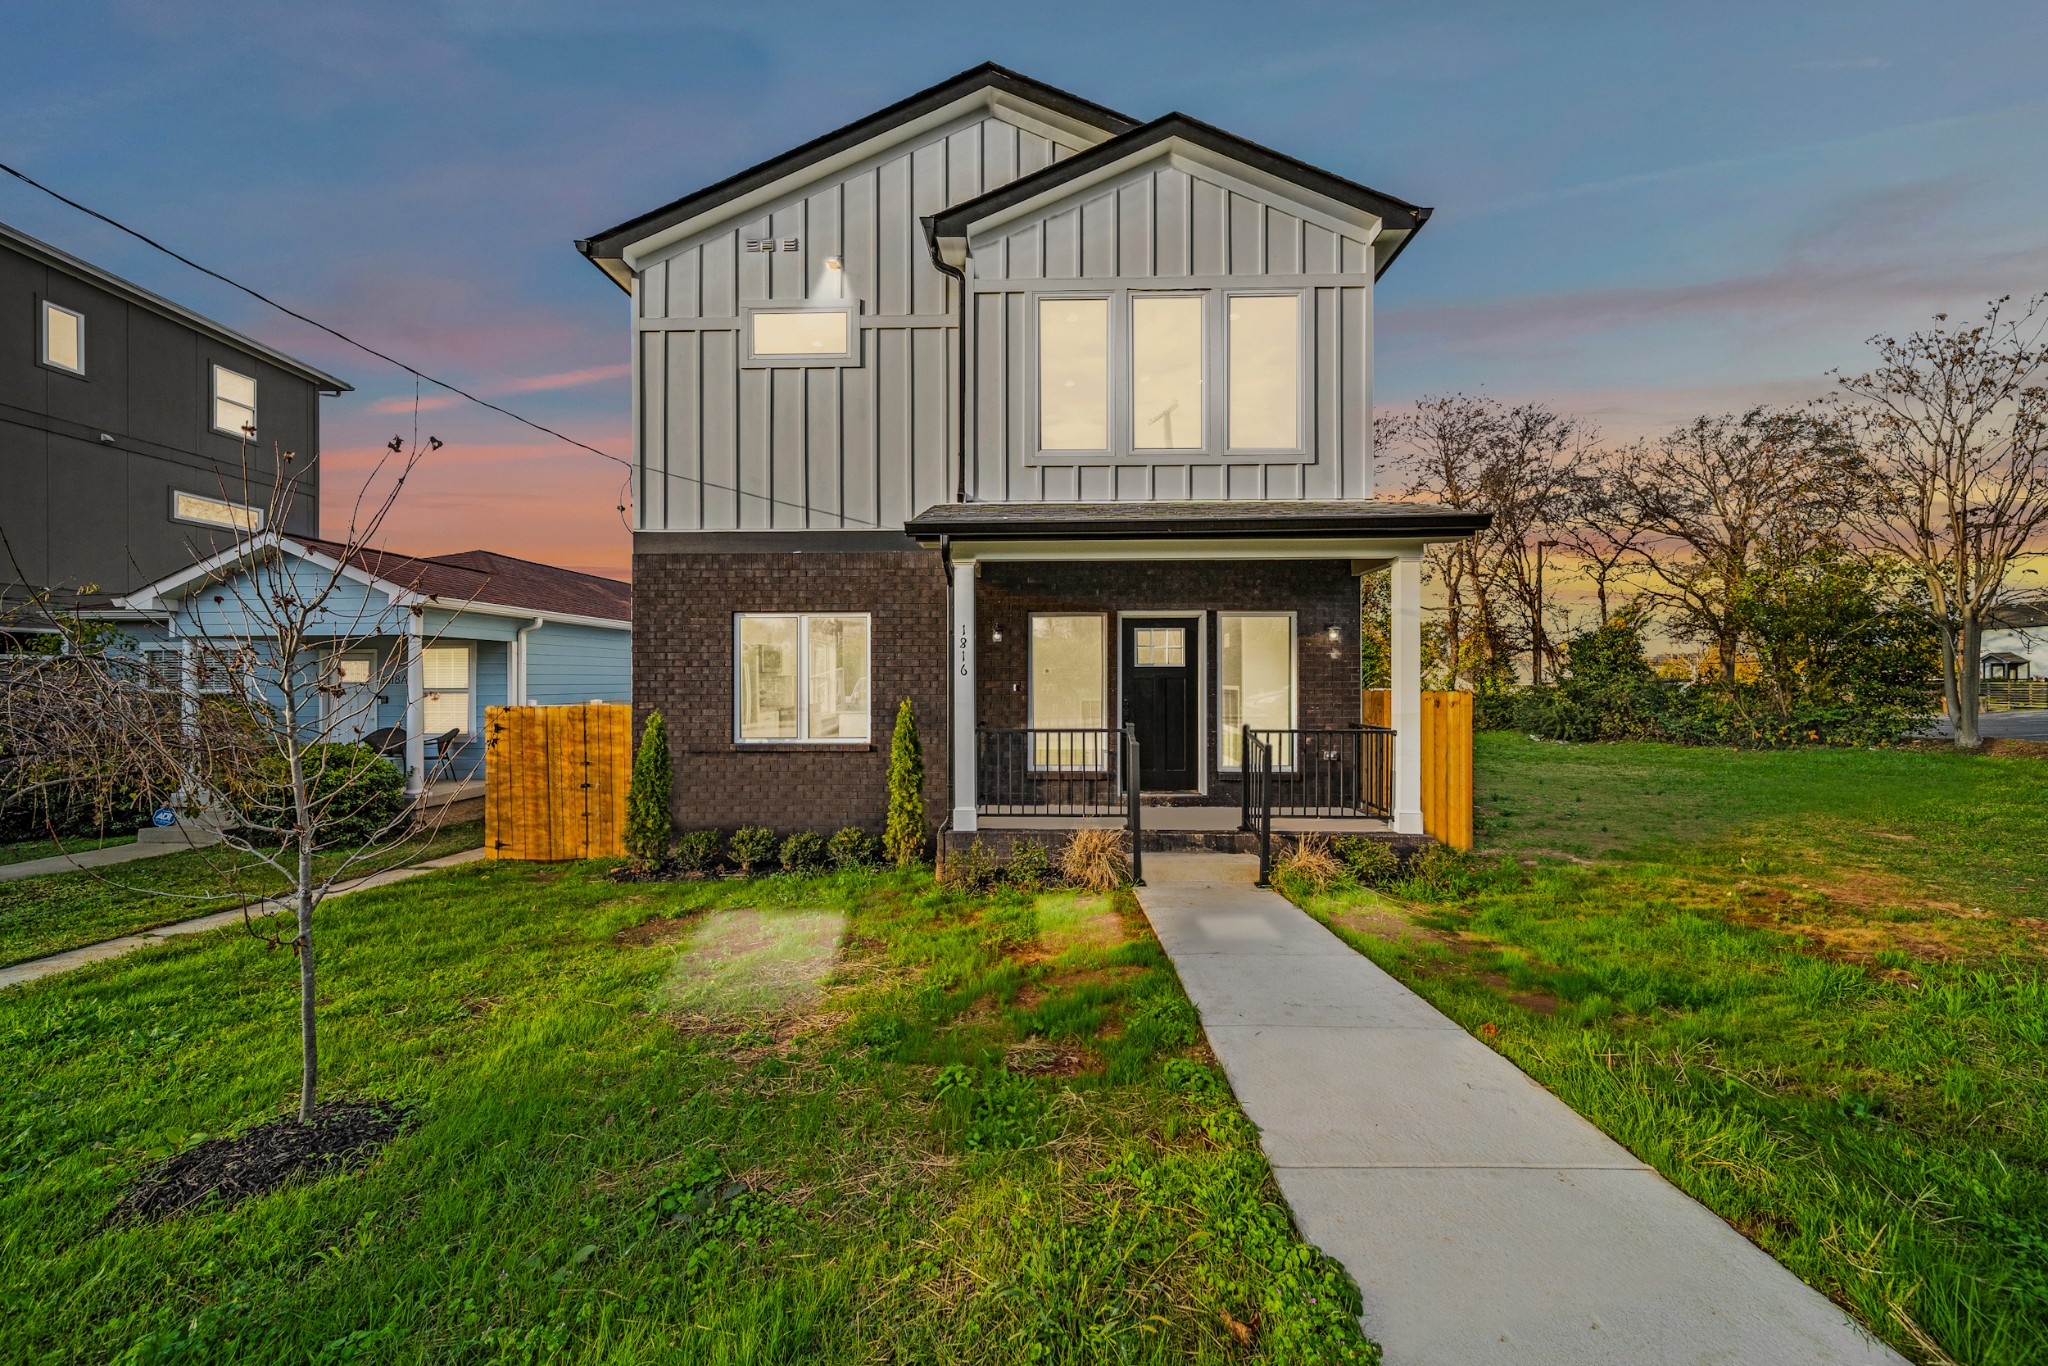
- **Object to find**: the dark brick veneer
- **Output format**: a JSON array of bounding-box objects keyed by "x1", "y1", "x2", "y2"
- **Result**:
[
  {"x1": 975, "y1": 560, "x2": 1362, "y2": 807},
  {"x1": 632, "y1": 548, "x2": 950, "y2": 836}
]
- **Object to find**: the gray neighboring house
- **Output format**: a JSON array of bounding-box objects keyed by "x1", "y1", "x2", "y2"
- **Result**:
[
  {"x1": 0, "y1": 218, "x2": 349, "y2": 626},
  {"x1": 578, "y1": 63, "x2": 1487, "y2": 845}
]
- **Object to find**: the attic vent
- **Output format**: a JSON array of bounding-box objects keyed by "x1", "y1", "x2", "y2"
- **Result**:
[{"x1": 745, "y1": 238, "x2": 803, "y2": 253}]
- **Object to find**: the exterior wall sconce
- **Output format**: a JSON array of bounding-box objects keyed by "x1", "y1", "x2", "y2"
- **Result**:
[
  {"x1": 1325, "y1": 623, "x2": 1343, "y2": 641},
  {"x1": 991, "y1": 625, "x2": 1004, "y2": 643}
]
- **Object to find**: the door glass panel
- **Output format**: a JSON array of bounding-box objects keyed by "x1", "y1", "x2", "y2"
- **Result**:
[
  {"x1": 737, "y1": 616, "x2": 799, "y2": 739},
  {"x1": 1131, "y1": 295, "x2": 1203, "y2": 449},
  {"x1": 1038, "y1": 298, "x2": 1108, "y2": 451},
  {"x1": 1133, "y1": 627, "x2": 1186, "y2": 666},
  {"x1": 1030, "y1": 615, "x2": 1105, "y2": 766},
  {"x1": 1228, "y1": 295, "x2": 1300, "y2": 449},
  {"x1": 805, "y1": 615, "x2": 870, "y2": 740},
  {"x1": 1220, "y1": 613, "x2": 1295, "y2": 767}
]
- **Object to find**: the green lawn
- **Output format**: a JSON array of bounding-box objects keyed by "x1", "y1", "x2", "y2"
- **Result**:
[
  {"x1": 0, "y1": 861, "x2": 1374, "y2": 1365},
  {"x1": 1287, "y1": 734, "x2": 2048, "y2": 1366},
  {"x1": 0, "y1": 823, "x2": 486, "y2": 969},
  {"x1": 0, "y1": 832, "x2": 138, "y2": 867}
]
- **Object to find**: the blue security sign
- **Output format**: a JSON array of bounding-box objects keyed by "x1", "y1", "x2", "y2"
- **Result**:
[{"x1": 151, "y1": 809, "x2": 176, "y2": 828}]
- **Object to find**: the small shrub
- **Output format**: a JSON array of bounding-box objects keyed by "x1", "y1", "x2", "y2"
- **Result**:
[
  {"x1": 1393, "y1": 842, "x2": 1519, "y2": 902},
  {"x1": 1006, "y1": 837, "x2": 1052, "y2": 890},
  {"x1": 778, "y1": 829, "x2": 830, "y2": 874},
  {"x1": 827, "y1": 826, "x2": 878, "y2": 869},
  {"x1": 246, "y1": 743, "x2": 407, "y2": 848},
  {"x1": 883, "y1": 699, "x2": 926, "y2": 867},
  {"x1": 1275, "y1": 834, "x2": 1345, "y2": 894},
  {"x1": 1059, "y1": 828, "x2": 1129, "y2": 892},
  {"x1": 729, "y1": 825, "x2": 777, "y2": 874},
  {"x1": 623, "y1": 711, "x2": 674, "y2": 869},
  {"x1": 1333, "y1": 835, "x2": 1401, "y2": 887},
  {"x1": 940, "y1": 838, "x2": 1001, "y2": 891},
  {"x1": 673, "y1": 828, "x2": 722, "y2": 873}
]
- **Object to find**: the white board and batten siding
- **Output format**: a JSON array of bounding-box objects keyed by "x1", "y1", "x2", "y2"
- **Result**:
[{"x1": 632, "y1": 110, "x2": 1087, "y2": 533}]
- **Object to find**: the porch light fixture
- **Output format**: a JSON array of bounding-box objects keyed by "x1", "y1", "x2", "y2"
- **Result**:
[
  {"x1": 1325, "y1": 623, "x2": 1342, "y2": 641},
  {"x1": 991, "y1": 625, "x2": 1004, "y2": 643}
]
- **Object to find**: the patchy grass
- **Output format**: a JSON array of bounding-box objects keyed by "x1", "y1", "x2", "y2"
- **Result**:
[
  {"x1": 0, "y1": 831, "x2": 138, "y2": 867},
  {"x1": 1285, "y1": 734, "x2": 2048, "y2": 1366},
  {"x1": 0, "y1": 822, "x2": 484, "y2": 968},
  {"x1": 0, "y1": 860, "x2": 1375, "y2": 1364}
]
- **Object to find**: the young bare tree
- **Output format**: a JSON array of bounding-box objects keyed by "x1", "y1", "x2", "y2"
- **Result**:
[
  {"x1": 1379, "y1": 396, "x2": 1498, "y2": 687},
  {"x1": 1833, "y1": 297, "x2": 2048, "y2": 749},
  {"x1": 1609, "y1": 407, "x2": 1859, "y2": 682},
  {"x1": 1555, "y1": 452, "x2": 1653, "y2": 626},
  {"x1": 0, "y1": 431, "x2": 457, "y2": 1124}
]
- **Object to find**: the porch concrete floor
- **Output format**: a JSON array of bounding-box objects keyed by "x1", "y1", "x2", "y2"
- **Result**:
[{"x1": 980, "y1": 808, "x2": 1390, "y2": 834}]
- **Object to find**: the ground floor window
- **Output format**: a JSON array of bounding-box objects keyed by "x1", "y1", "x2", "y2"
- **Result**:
[
  {"x1": 423, "y1": 644, "x2": 472, "y2": 735},
  {"x1": 1219, "y1": 612, "x2": 1295, "y2": 769},
  {"x1": 1030, "y1": 613, "x2": 1107, "y2": 766},
  {"x1": 735, "y1": 614, "x2": 871, "y2": 742}
]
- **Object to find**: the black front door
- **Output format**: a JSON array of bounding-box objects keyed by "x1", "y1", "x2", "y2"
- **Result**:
[{"x1": 1121, "y1": 618, "x2": 1198, "y2": 791}]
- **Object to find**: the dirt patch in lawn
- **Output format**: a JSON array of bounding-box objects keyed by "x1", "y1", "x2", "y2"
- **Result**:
[
  {"x1": 1004, "y1": 1040, "x2": 1097, "y2": 1076},
  {"x1": 614, "y1": 914, "x2": 699, "y2": 947},
  {"x1": 1321, "y1": 896, "x2": 1459, "y2": 949},
  {"x1": 114, "y1": 1101, "x2": 410, "y2": 1221},
  {"x1": 656, "y1": 908, "x2": 846, "y2": 1019}
]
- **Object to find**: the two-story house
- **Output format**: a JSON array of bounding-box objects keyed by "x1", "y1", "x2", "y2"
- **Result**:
[
  {"x1": 0, "y1": 218, "x2": 347, "y2": 613},
  {"x1": 578, "y1": 64, "x2": 1486, "y2": 846}
]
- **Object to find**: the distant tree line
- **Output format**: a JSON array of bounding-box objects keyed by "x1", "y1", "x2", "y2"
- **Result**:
[{"x1": 1364, "y1": 296, "x2": 2048, "y2": 750}]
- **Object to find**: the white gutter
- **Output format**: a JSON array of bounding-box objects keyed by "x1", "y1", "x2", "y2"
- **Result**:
[{"x1": 513, "y1": 616, "x2": 544, "y2": 705}]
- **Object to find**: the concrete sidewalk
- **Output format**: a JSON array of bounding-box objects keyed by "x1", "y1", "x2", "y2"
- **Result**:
[
  {"x1": 0, "y1": 848, "x2": 487, "y2": 991},
  {"x1": 1136, "y1": 853, "x2": 1906, "y2": 1365}
]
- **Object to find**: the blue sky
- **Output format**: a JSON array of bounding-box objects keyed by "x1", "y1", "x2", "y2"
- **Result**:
[{"x1": 5, "y1": 0, "x2": 2044, "y2": 574}]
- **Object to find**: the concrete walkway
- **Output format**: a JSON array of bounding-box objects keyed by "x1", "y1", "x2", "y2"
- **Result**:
[
  {"x1": 1136, "y1": 853, "x2": 1907, "y2": 1365},
  {"x1": 0, "y1": 848, "x2": 487, "y2": 991}
]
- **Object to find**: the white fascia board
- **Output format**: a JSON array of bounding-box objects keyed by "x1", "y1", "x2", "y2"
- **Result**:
[
  {"x1": 948, "y1": 536, "x2": 1435, "y2": 562},
  {"x1": 619, "y1": 92, "x2": 1119, "y2": 272},
  {"x1": 116, "y1": 534, "x2": 423, "y2": 612},
  {"x1": 444, "y1": 601, "x2": 632, "y2": 632}
]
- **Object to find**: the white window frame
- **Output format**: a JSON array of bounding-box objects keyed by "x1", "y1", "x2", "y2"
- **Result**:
[
  {"x1": 732, "y1": 612, "x2": 873, "y2": 744},
  {"x1": 739, "y1": 303, "x2": 860, "y2": 368},
  {"x1": 212, "y1": 363, "x2": 258, "y2": 439},
  {"x1": 39, "y1": 299, "x2": 86, "y2": 376},
  {"x1": 1030, "y1": 292, "x2": 1114, "y2": 458},
  {"x1": 1222, "y1": 290, "x2": 1311, "y2": 458},
  {"x1": 171, "y1": 489, "x2": 265, "y2": 533},
  {"x1": 421, "y1": 642, "x2": 475, "y2": 738},
  {"x1": 1127, "y1": 290, "x2": 1210, "y2": 457},
  {"x1": 1216, "y1": 610, "x2": 1297, "y2": 773}
]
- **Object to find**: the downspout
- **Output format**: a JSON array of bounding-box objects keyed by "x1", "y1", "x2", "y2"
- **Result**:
[
  {"x1": 922, "y1": 216, "x2": 971, "y2": 505},
  {"x1": 938, "y1": 534, "x2": 953, "y2": 839},
  {"x1": 513, "y1": 616, "x2": 544, "y2": 705}
]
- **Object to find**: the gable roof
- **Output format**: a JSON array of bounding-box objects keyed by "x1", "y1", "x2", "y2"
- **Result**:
[
  {"x1": 926, "y1": 113, "x2": 1432, "y2": 278},
  {"x1": 576, "y1": 63, "x2": 1137, "y2": 290},
  {"x1": 0, "y1": 219, "x2": 353, "y2": 393},
  {"x1": 118, "y1": 533, "x2": 629, "y2": 624}
]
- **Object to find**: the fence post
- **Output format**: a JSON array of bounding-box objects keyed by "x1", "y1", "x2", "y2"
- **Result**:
[{"x1": 1124, "y1": 722, "x2": 1144, "y2": 887}]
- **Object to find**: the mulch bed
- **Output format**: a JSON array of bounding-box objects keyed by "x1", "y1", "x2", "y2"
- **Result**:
[{"x1": 113, "y1": 1101, "x2": 411, "y2": 1221}]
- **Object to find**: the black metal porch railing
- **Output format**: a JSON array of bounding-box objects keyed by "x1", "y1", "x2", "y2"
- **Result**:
[
  {"x1": 1244, "y1": 729, "x2": 1277, "y2": 885},
  {"x1": 975, "y1": 725, "x2": 1144, "y2": 884},
  {"x1": 1238, "y1": 726, "x2": 1394, "y2": 825}
]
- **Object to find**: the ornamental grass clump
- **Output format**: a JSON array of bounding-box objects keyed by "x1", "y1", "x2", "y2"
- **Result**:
[
  {"x1": 623, "y1": 711, "x2": 674, "y2": 870},
  {"x1": 729, "y1": 825, "x2": 777, "y2": 875},
  {"x1": 1059, "y1": 828, "x2": 1129, "y2": 892},
  {"x1": 883, "y1": 699, "x2": 925, "y2": 867},
  {"x1": 1274, "y1": 834, "x2": 1345, "y2": 895}
]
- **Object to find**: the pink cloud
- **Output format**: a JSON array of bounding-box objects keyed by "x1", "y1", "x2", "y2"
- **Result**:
[{"x1": 362, "y1": 362, "x2": 630, "y2": 415}]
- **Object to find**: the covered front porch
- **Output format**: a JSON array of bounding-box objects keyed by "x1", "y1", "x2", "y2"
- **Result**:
[{"x1": 905, "y1": 500, "x2": 1485, "y2": 862}]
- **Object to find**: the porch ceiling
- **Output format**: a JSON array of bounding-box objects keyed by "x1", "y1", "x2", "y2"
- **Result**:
[{"x1": 906, "y1": 500, "x2": 1489, "y2": 542}]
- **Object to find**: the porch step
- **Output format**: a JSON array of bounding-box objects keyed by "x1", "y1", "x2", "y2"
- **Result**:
[{"x1": 1141, "y1": 852, "x2": 1258, "y2": 885}]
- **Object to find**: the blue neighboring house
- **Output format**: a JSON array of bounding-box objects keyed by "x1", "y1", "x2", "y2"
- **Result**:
[{"x1": 115, "y1": 533, "x2": 630, "y2": 801}]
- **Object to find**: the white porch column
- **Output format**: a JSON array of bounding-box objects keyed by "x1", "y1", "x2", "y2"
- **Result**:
[
  {"x1": 403, "y1": 612, "x2": 425, "y2": 797},
  {"x1": 949, "y1": 556, "x2": 977, "y2": 832},
  {"x1": 1390, "y1": 554, "x2": 1425, "y2": 835}
]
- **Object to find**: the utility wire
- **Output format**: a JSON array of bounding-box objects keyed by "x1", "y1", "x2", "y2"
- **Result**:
[{"x1": 0, "y1": 160, "x2": 883, "y2": 529}]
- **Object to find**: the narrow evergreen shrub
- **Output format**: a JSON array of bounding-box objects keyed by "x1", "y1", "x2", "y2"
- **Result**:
[
  {"x1": 729, "y1": 825, "x2": 777, "y2": 874},
  {"x1": 623, "y1": 711, "x2": 673, "y2": 868},
  {"x1": 827, "y1": 827, "x2": 878, "y2": 869},
  {"x1": 673, "y1": 829, "x2": 722, "y2": 873},
  {"x1": 778, "y1": 829, "x2": 830, "y2": 873},
  {"x1": 1006, "y1": 838, "x2": 1051, "y2": 890},
  {"x1": 1332, "y1": 835, "x2": 1401, "y2": 887},
  {"x1": 883, "y1": 699, "x2": 925, "y2": 868}
]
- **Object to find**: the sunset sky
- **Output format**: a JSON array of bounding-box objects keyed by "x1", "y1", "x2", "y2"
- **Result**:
[{"x1": 4, "y1": 1, "x2": 2044, "y2": 579}]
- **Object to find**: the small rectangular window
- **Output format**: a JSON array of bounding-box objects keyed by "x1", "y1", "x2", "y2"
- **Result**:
[
  {"x1": 423, "y1": 645, "x2": 472, "y2": 735},
  {"x1": 1131, "y1": 295, "x2": 1203, "y2": 450},
  {"x1": 750, "y1": 309, "x2": 850, "y2": 358},
  {"x1": 1132, "y1": 627, "x2": 1186, "y2": 667},
  {"x1": 213, "y1": 364, "x2": 257, "y2": 438},
  {"x1": 41, "y1": 301, "x2": 85, "y2": 375},
  {"x1": 1228, "y1": 295, "x2": 1301, "y2": 451},
  {"x1": 172, "y1": 490, "x2": 264, "y2": 533},
  {"x1": 735, "y1": 614, "x2": 870, "y2": 742},
  {"x1": 1030, "y1": 614, "x2": 1107, "y2": 767},
  {"x1": 1038, "y1": 297, "x2": 1109, "y2": 452},
  {"x1": 1219, "y1": 613, "x2": 1295, "y2": 770}
]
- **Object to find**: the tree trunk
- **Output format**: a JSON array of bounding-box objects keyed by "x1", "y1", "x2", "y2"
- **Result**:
[
  {"x1": 296, "y1": 841, "x2": 317, "y2": 1124},
  {"x1": 1718, "y1": 627, "x2": 1739, "y2": 685},
  {"x1": 1953, "y1": 613, "x2": 1984, "y2": 751}
]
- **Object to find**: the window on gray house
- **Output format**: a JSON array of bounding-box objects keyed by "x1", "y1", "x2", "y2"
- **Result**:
[
  {"x1": 172, "y1": 490, "x2": 264, "y2": 533},
  {"x1": 735, "y1": 614, "x2": 870, "y2": 742},
  {"x1": 1038, "y1": 298, "x2": 1109, "y2": 451},
  {"x1": 40, "y1": 301, "x2": 85, "y2": 375},
  {"x1": 212, "y1": 364, "x2": 258, "y2": 438},
  {"x1": 1131, "y1": 295, "x2": 1204, "y2": 450},
  {"x1": 1227, "y1": 295, "x2": 1301, "y2": 450},
  {"x1": 750, "y1": 309, "x2": 851, "y2": 359}
]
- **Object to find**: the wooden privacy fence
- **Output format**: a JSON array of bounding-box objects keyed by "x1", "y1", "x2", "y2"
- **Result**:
[
  {"x1": 1362, "y1": 690, "x2": 1475, "y2": 850},
  {"x1": 484, "y1": 703, "x2": 631, "y2": 861}
]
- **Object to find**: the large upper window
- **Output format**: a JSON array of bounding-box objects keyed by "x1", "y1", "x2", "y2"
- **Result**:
[
  {"x1": 40, "y1": 301, "x2": 84, "y2": 375},
  {"x1": 213, "y1": 364, "x2": 258, "y2": 438},
  {"x1": 1219, "y1": 612, "x2": 1295, "y2": 770},
  {"x1": 1227, "y1": 295, "x2": 1301, "y2": 451},
  {"x1": 1030, "y1": 614, "x2": 1107, "y2": 767},
  {"x1": 1130, "y1": 295, "x2": 1204, "y2": 450},
  {"x1": 172, "y1": 490, "x2": 264, "y2": 533},
  {"x1": 736, "y1": 613, "x2": 870, "y2": 742},
  {"x1": 1038, "y1": 298, "x2": 1108, "y2": 452},
  {"x1": 423, "y1": 645, "x2": 473, "y2": 736}
]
